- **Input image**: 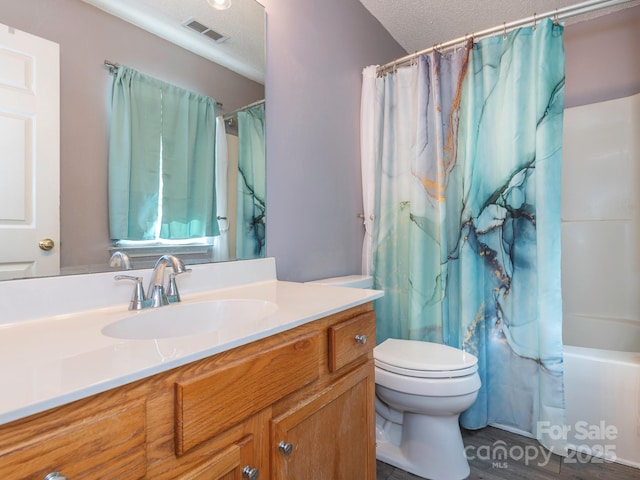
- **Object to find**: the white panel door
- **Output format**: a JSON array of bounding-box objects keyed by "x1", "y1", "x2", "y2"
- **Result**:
[{"x1": 0, "y1": 23, "x2": 59, "y2": 280}]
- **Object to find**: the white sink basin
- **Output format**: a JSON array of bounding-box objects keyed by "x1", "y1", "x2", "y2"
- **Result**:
[{"x1": 101, "y1": 299, "x2": 278, "y2": 340}]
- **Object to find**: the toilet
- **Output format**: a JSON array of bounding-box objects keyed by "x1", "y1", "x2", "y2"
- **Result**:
[
  {"x1": 308, "y1": 275, "x2": 481, "y2": 480},
  {"x1": 375, "y1": 338, "x2": 480, "y2": 480}
]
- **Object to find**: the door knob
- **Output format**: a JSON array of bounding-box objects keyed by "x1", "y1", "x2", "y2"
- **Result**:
[
  {"x1": 278, "y1": 441, "x2": 293, "y2": 456},
  {"x1": 242, "y1": 465, "x2": 259, "y2": 479},
  {"x1": 39, "y1": 238, "x2": 55, "y2": 251},
  {"x1": 44, "y1": 473, "x2": 67, "y2": 480}
]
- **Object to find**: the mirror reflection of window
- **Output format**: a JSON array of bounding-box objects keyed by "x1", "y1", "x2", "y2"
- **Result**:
[
  {"x1": 107, "y1": 63, "x2": 266, "y2": 267},
  {"x1": 108, "y1": 65, "x2": 222, "y2": 266},
  {"x1": 0, "y1": 0, "x2": 265, "y2": 280}
]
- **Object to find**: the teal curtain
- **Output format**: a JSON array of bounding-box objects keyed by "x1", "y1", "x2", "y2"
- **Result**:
[
  {"x1": 236, "y1": 103, "x2": 266, "y2": 259},
  {"x1": 369, "y1": 19, "x2": 566, "y2": 452},
  {"x1": 108, "y1": 65, "x2": 219, "y2": 240}
]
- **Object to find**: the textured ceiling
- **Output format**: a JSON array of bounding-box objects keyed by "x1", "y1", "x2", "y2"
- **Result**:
[
  {"x1": 79, "y1": 0, "x2": 640, "y2": 83},
  {"x1": 81, "y1": 0, "x2": 265, "y2": 83},
  {"x1": 359, "y1": 0, "x2": 640, "y2": 55}
]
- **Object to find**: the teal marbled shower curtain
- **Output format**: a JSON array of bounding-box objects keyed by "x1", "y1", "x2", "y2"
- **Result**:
[
  {"x1": 366, "y1": 19, "x2": 566, "y2": 450},
  {"x1": 236, "y1": 103, "x2": 266, "y2": 259}
]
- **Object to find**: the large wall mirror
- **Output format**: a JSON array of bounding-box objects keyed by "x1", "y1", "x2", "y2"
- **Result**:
[{"x1": 0, "y1": 0, "x2": 265, "y2": 281}]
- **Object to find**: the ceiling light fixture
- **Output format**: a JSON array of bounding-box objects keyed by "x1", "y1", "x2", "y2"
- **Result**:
[{"x1": 207, "y1": 0, "x2": 231, "y2": 10}]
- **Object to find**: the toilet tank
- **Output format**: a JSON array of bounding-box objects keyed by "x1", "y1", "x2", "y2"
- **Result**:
[{"x1": 306, "y1": 275, "x2": 373, "y2": 289}]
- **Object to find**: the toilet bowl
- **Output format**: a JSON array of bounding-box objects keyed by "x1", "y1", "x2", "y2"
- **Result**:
[
  {"x1": 375, "y1": 338, "x2": 480, "y2": 480},
  {"x1": 308, "y1": 275, "x2": 481, "y2": 480}
]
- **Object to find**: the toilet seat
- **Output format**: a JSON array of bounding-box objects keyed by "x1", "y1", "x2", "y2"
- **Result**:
[
  {"x1": 374, "y1": 338, "x2": 478, "y2": 378},
  {"x1": 376, "y1": 367, "x2": 481, "y2": 396}
]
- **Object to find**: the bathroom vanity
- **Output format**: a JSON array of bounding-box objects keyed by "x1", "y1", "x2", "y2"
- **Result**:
[{"x1": 0, "y1": 259, "x2": 381, "y2": 479}]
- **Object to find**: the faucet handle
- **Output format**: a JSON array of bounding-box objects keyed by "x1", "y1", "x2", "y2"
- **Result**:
[
  {"x1": 115, "y1": 275, "x2": 146, "y2": 310},
  {"x1": 166, "y1": 268, "x2": 191, "y2": 303}
]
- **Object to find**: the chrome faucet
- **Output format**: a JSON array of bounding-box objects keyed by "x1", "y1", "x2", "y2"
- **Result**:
[
  {"x1": 147, "y1": 255, "x2": 189, "y2": 308},
  {"x1": 115, "y1": 254, "x2": 189, "y2": 310},
  {"x1": 109, "y1": 251, "x2": 133, "y2": 270}
]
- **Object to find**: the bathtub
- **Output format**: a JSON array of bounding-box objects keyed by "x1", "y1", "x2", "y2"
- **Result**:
[{"x1": 562, "y1": 314, "x2": 640, "y2": 468}]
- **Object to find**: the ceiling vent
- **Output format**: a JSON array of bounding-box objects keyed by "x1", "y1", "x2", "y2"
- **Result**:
[{"x1": 182, "y1": 18, "x2": 228, "y2": 43}]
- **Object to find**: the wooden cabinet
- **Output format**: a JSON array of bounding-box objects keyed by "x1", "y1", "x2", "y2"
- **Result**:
[
  {"x1": 271, "y1": 365, "x2": 375, "y2": 480},
  {"x1": 270, "y1": 309, "x2": 376, "y2": 480},
  {"x1": 0, "y1": 303, "x2": 375, "y2": 480}
]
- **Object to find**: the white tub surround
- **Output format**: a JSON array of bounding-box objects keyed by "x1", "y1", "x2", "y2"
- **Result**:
[
  {"x1": 562, "y1": 93, "x2": 640, "y2": 353},
  {"x1": 560, "y1": 93, "x2": 640, "y2": 470},
  {"x1": 0, "y1": 258, "x2": 383, "y2": 425}
]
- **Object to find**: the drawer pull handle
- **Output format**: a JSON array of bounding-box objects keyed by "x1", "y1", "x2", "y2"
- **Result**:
[
  {"x1": 355, "y1": 334, "x2": 367, "y2": 344},
  {"x1": 242, "y1": 465, "x2": 259, "y2": 479},
  {"x1": 44, "y1": 474, "x2": 68, "y2": 480},
  {"x1": 278, "y1": 440, "x2": 293, "y2": 456}
]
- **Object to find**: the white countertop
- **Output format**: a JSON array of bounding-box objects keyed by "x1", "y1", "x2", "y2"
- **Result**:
[{"x1": 0, "y1": 274, "x2": 382, "y2": 426}]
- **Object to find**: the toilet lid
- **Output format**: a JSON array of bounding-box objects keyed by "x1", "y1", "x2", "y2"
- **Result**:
[{"x1": 374, "y1": 338, "x2": 478, "y2": 378}]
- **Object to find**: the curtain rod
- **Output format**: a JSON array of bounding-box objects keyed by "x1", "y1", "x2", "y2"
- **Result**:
[
  {"x1": 222, "y1": 98, "x2": 265, "y2": 120},
  {"x1": 376, "y1": 0, "x2": 634, "y2": 76},
  {"x1": 104, "y1": 59, "x2": 119, "y2": 71},
  {"x1": 103, "y1": 59, "x2": 224, "y2": 108}
]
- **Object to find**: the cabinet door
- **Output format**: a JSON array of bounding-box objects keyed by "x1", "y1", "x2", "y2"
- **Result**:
[
  {"x1": 270, "y1": 364, "x2": 375, "y2": 480},
  {"x1": 177, "y1": 435, "x2": 259, "y2": 480}
]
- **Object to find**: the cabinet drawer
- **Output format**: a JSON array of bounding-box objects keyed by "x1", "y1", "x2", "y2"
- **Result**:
[
  {"x1": 328, "y1": 311, "x2": 376, "y2": 372},
  {"x1": 175, "y1": 332, "x2": 320, "y2": 456},
  {"x1": 0, "y1": 399, "x2": 146, "y2": 479},
  {"x1": 176, "y1": 435, "x2": 255, "y2": 480}
]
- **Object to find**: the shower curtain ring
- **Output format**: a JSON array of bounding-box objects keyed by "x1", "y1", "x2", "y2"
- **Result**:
[
  {"x1": 533, "y1": 13, "x2": 537, "y2": 31},
  {"x1": 553, "y1": 9, "x2": 559, "y2": 25},
  {"x1": 503, "y1": 22, "x2": 507, "y2": 39},
  {"x1": 464, "y1": 33, "x2": 474, "y2": 49}
]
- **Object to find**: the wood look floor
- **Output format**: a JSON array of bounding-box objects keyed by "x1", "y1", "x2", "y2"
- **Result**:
[{"x1": 376, "y1": 426, "x2": 640, "y2": 480}]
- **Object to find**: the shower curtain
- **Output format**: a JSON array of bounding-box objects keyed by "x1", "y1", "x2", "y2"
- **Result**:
[
  {"x1": 212, "y1": 115, "x2": 230, "y2": 261},
  {"x1": 236, "y1": 103, "x2": 266, "y2": 259},
  {"x1": 362, "y1": 19, "x2": 566, "y2": 451}
]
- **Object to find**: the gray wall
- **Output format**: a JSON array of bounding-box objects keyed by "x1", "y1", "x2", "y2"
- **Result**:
[
  {"x1": 564, "y1": 5, "x2": 640, "y2": 108},
  {"x1": 262, "y1": 0, "x2": 405, "y2": 281},
  {"x1": 0, "y1": 0, "x2": 264, "y2": 271}
]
